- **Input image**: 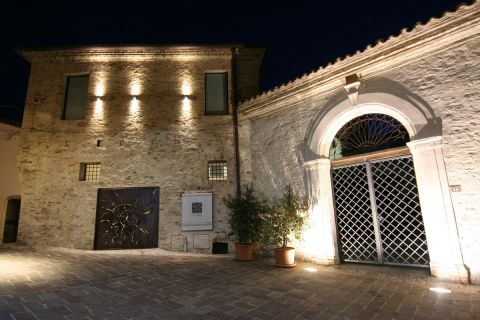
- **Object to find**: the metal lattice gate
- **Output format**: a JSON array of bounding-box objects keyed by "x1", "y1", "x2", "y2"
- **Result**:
[{"x1": 332, "y1": 156, "x2": 429, "y2": 267}]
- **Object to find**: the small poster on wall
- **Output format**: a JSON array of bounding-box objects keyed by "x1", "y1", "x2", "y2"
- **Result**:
[{"x1": 182, "y1": 193, "x2": 213, "y2": 231}]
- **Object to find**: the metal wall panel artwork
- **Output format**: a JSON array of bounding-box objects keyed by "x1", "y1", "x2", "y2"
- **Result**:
[
  {"x1": 94, "y1": 187, "x2": 159, "y2": 250},
  {"x1": 332, "y1": 156, "x2": 429, "y2": 267}
]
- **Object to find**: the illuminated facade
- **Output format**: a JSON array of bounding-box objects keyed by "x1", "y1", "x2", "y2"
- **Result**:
[
  {"x1": 15, "y1": 2, "x2": 480, "y2": 284},
  {"x1": 17, "y1": 46, "x2": 265, "y2": 252},
  {"x1": 240, "y1": 1, "x2": 480, "y2": 283}
]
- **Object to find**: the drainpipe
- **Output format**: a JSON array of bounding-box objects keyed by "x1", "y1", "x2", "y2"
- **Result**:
[{"x1": 231, "y1": 47, "x2": 241, "y2": 197}]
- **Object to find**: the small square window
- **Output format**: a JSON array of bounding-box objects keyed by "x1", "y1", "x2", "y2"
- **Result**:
[
  {"x1": 208, "y1": 161, "x2": 227, "y2": 181},
  {"x1": 63, "y1": 75, "x2": 89, "y2": 120},
  {"x1": 80, "y1": 163, "x2": 100, "y2": 181},
  {"x1": 205, "y1": 73, "x2": 228, "y2": 115}
]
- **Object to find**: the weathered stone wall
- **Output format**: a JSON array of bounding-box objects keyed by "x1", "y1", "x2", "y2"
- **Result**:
[
  {"x1": 0, "y1": 123, "x2": 21, "y2": 242},
  {"x1": 18, "y1": 48, "x2": 262, "y2": 252},
  {"x1": 248, "y1": 36, "x2": 480, "y2": 282}
]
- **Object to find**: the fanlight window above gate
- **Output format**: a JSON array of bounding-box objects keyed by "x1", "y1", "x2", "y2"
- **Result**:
[{"x1": 329, "y1": 114, "x2": 410, "y2": 160}]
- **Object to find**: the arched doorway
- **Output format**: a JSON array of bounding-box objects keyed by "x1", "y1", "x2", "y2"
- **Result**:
[
  {"x1": 303, "y1": 92, "x2": 469, "y2": 282},
  {"x1": 329, "y1": 114, "x2": 429, "y2": 267}
]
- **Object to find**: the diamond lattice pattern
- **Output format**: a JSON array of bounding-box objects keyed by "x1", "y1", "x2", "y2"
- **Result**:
[
  {"x1": 332, "y1": 165, "x2": 378, "y2": 263},
  {"x1": 371, "y1": 157, "x2": 429, "y2": 266}
]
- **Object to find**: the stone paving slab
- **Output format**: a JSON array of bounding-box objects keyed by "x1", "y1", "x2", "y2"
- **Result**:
[{"x1": 0, "y1": 244, "x2": 479, "y2": 320}]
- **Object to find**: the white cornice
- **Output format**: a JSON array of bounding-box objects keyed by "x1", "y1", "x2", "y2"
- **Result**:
[{"x1": 239, "y1": 1, "x2": 480, "y2": 120}]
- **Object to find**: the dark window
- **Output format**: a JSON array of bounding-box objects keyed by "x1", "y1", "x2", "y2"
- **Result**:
[
  {"x1": 80, "y1": 163, "x2": 101, "y2": 181},
  {"x1": 205, "y1": 73, "x2": 228, "y2": 115},
  {"x1": 208, "y1": 161, "x2": 227, "y2": 181},
  {"x1": 63, "y1": 75, "x2": 89, "y2": 120}
]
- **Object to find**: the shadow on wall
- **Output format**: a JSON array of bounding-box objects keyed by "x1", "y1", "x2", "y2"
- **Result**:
[{"x1": 255, "y1": 146, "x2": 306, "y2": 201}]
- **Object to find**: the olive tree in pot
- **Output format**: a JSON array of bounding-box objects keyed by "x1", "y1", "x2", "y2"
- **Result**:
[
  {"x1": 223, "y1": 184, "x2": 266, "y2": 261},
  {"x1": 261, "y1": 184, "x2": 310, "y2": 267}
]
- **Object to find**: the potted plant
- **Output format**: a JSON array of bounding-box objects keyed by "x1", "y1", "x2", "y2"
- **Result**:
[
  {"x1": 223, "y1": 184, "x2": 266, "y2": 260},
  {"x1": 261, "y1": 184, "x2": 310, "y2": 267}
]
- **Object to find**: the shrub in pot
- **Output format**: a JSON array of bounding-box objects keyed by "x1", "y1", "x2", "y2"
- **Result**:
[
  {"x1": 261, "y1": 184, "x2": 309, "y2": 267},
  {"x1": 223, "y1": 184, "x2": 266, "y2": 260}
]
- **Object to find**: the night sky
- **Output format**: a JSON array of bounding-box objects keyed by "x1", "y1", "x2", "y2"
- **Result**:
[{"x1": 0, "y1": 0, "x2": 471, "y2": 122}]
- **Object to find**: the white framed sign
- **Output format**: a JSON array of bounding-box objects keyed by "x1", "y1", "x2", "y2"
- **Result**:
[{"x1": 181, "y1": 193, "x2": 213, "y2": 231}]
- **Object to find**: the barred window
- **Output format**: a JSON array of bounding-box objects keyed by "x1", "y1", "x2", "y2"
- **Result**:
[
  {"x1": 208, "y1": 161, "x2": 227, "y2": 181},
  {"x1": 80, "y1": 163, "x2": 101, "y2": 181}
]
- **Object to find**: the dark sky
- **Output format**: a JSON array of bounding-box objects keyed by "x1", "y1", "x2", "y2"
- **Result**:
[{"x1": 0, "y1": 0, "x2": 470, "y2": 122}]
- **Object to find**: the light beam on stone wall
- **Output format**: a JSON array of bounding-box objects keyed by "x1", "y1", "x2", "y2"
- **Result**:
[{"x1": 92, "y1": 71, "x2": 108, "y2": 121}]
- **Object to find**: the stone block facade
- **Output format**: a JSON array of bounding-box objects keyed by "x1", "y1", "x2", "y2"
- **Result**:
[{"x1": 17, "y1": 46, "x2": 265, "y2": 252}]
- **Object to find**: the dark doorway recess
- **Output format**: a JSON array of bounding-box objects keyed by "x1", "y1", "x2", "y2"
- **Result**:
[
  {"x1": 94, "y1": 187, "x2": 159, "y2": 250},
  {"x1": 3, "y1": 198, "x2": 21, "y2": 243}
]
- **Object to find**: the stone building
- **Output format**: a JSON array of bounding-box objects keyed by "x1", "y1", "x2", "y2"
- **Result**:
[
  {"x1": 0, "y1": 121, "x2": 21, "y2": 243},
  {"x1": 239, "y1": 1, "x2": 480, "y2": 283},
  {"x1": 16, "y1": 45, "x2": 265, "y2": 252},
  {"x1": 15, "y1": 1, "x2": 480, "y2": 284}
]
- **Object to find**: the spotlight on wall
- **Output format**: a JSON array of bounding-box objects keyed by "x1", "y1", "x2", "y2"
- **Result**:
[
  {"x1": 94, "y1": 96, "x2": 103, "y2": 116},
  {"x1": 95, "y1": 83, "x2": 105, "y2": 98},
  {"x1": 181, "y1": 83, "x2": 192, "y2": 96},
  {"x1": 182, "y1": 96, "x2": 192, "y2": 110},
  {"x1": 131, "y1": 83, "x2": 141, "y2": 96},
  {"x1": 130, "y1": 97, "x2": 139, "y2": 113}
]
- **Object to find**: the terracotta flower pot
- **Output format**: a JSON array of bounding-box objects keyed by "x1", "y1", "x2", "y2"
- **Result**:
[
  {"x1": 235, "y1": 243, "x2": 254, "y2": 261},
  {"x1": 274, "y1": 247, "x2": 296, "y2": 267}
]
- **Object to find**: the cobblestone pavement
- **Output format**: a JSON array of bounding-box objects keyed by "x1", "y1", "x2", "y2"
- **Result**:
[{"x1": 0, "y1": 245, "x2": 479, "y2": 320}]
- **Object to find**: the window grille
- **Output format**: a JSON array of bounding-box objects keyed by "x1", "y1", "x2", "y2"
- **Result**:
[
  {"x1": 208, "y1": 161, "x2": 227, "y2": 181},
  {"x1": 80, "y1": 163, "x2": 101, "y2": 181}
]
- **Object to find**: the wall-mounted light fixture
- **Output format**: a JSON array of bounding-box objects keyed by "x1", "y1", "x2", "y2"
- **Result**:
[
  {"x1": 181, "y1": 83, "x2": 192, "y2": 96},
  {"x1": 95, "y1": 83, "x2": 105, "y2": 98}
]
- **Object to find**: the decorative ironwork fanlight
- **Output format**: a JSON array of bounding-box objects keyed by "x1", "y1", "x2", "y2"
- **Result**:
[{"x1": 329, "y1": 114, "x2": 409, "y2": 159}]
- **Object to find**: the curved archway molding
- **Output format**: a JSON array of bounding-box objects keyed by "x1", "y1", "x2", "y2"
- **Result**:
[
  {"x1": 303, "y1": 91, "x2": 469, "y2": 283},
  {"x1": 307, "y1": 91, "x2": 440, "y2": 159}
]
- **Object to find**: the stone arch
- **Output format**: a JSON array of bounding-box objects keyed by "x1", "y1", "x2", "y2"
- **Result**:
[
  {"x1": 302, "y1": 85, "x2": 469, "y2": 282},
  {"x1": 306, "y1": 90, "x2": 440, "y2": 159}
]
